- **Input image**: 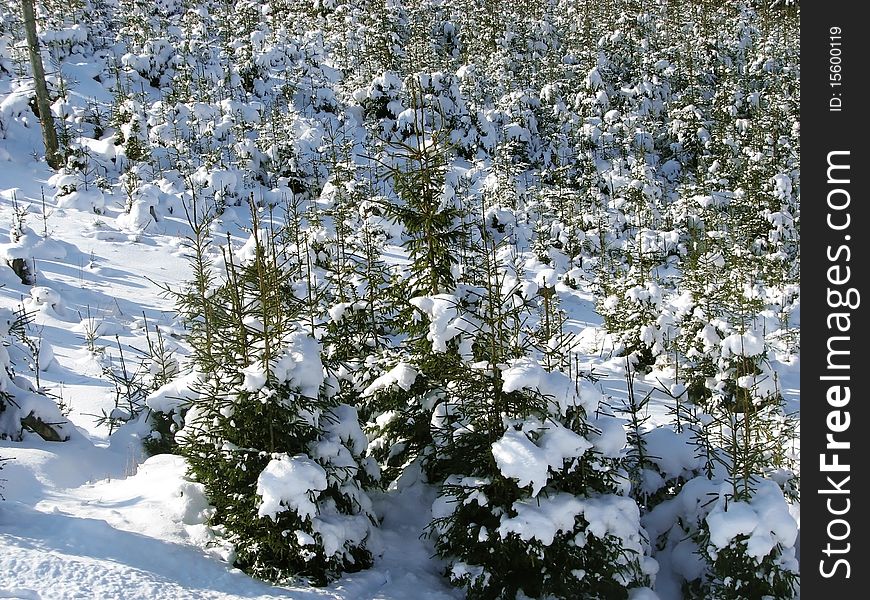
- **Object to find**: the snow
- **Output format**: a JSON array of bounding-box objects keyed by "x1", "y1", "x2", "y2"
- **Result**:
[
  {"x1": 496, "y1": 489, "x2": 654, "y2": 579},
  {"x1": 327, "y1": 302, "x2": 350, "y2": 322},
  {"x1": 241, "y1": 362, "x2": 268, "y2": 392},
  {"x1": 501, "y1": 358, "x2": 601, "y2": 416},
  {"x1": 320, "y1": 404, "x2": 370, "y2": 458},
  {"x1": 272, "y1": 332, "x2": 324, "y2": 399},
  {"x1": 705, "y1": 500, "x2": 759, "y2": 550},
  {"x1": 720, "y1": 331, "x2": 765, "y2": 357},
  {"x1": 589, "y1": 415, "x2": 628, "y2": 458},
  {"x1": 491, "y1": 422, "x2": 593, "y2": 497},
  {"x1": 409, "y1": 294, "x2": 462, "y2": 353},
  {"x1": 491, "y1": 428, "x2": 551, "y2": 496},
  {"x1": 539, "y1": 422, "x2": 594, "y2": 465},
  {"x1": 361, "y1": 362, "x2": 418, "y2": 396},
  {"x1": 256, "y1": 454, "x2": 327, "y2": 521},
  {"x1": 534, "y1": 268, "x2": 558, "y2": 288},
  {"x1": 705, "y1": 480, "x2": 798, "y2": 562},
  {"x1": 146, "y1": 372, "x2": 201, "y2": 414},
  {"x1": 498, "y1": 492, "x2": 582, "y2": 545},
  {"x1": 28, "y1": 286, "x2": 62, "y2": 309},
  {"x1": 642, "y1": 428, "x2": 704, "y2": 481}
]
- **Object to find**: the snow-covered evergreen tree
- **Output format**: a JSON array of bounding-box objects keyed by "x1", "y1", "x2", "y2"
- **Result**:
[{"x1": 170, "y1": 210, "x2": 377, "y2": 585}]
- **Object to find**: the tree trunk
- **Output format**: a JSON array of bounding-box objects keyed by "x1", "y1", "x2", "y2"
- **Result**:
[{"x1": 21, "y1": 0, "x2": 62, "y2": 169}]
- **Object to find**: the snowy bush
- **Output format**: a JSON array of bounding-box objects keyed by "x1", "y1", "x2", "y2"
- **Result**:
[
  {"x1": 0, "y1": 308, "x2": 73, "y2": 442},
  {"x1": 362, "y1": 349, "x2": 451, "y2": 484},
  {"x1": 171, "y1": 222, "x2": 377, "y2": 585},
  {"x1": 426, "y1": 361, "x2": 657, "y2": 599},
  {"x1": 395, "y1": 226, "x2": 658, "y2": 599},
  {"x1": 645, "y1": 477, "x2": 798, "y2": 599}
]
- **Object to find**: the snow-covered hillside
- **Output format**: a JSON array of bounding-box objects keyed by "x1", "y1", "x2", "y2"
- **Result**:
[{"x1": 1, "y1": 1, "x2": 799, "y2": 599}]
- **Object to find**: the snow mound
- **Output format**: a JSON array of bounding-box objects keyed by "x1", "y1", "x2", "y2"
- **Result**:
[
  {"x1": 256, "y1": 454, "x2": 328, "y2": 521},
  {"x1": 705, "y1": 480, "x2": 798, "y2": 562},
  {"x1": 491, "y1": 422, "x2": 592, "y2": 497},
  {"x1": 362, "y1": 362, "x2": 418, "y2": 396}
]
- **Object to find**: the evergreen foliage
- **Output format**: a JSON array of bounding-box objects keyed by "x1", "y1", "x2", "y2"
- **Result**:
[
  {"x1": 170, "y1": 206, "x2": 377, "y2": 585},
  {"x1": 0, "y1": 307, "x2": 72, "y2": 442}
]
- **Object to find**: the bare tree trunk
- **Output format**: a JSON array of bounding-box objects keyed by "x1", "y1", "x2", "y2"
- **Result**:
[{"x1": 21, "y1": 0, "x2": 62, "y2": 169}]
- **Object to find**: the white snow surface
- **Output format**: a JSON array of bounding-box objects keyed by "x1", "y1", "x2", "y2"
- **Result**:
[
  {"x1": 0, "y1": 440, "x2": 462, "y2": 600},
  {"x1": 705, "y1": 480, "x2": 799, "y2": 562},
  {"x1": 256, "y1": 454, "x2": 327, "y2": 521},
  {"x1": 361, "y1": 362, "x2": 418, "y2": 396},
  {"x1": 491, "y1": 422, "x2": 592, "y2": 497}
]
